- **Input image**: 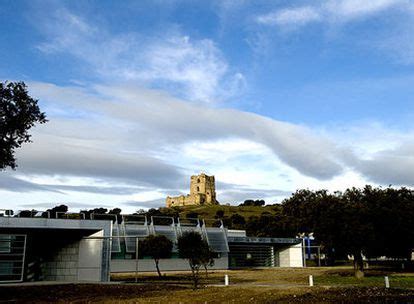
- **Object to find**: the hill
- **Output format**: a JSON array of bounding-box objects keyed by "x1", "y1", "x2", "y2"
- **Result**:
[
  {"x1": 149, "y1": 204, "x2": 294, "y2": 237},
  {"x1": 159, "y1": 204, "x2": 282, "y2": 221}
]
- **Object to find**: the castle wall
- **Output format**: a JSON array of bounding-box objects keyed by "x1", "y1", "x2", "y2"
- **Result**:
[{"x1": 166, "y1": 173, "x2": 218, "y2": 207}]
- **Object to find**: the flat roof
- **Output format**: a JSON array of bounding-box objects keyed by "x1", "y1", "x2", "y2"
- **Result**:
[{"x1": 0, "y1": 217, "x2": 112, "y2": 236}]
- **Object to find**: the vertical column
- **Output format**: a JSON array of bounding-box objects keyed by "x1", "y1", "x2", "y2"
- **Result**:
[{"x1": 78, "y1": 230, "x2": 106, "y2": 282}]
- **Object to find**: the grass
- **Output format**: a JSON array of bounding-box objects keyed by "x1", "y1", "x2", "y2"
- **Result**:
[
  {"x1": 314, "y1": 270, "x2": 414, "y2": 289},
  {"x1": 110, "y1": 267, "x2": 414, "y2": 303},
  {"x1": 1, "y1": 267, "x2": 413, "y2": 303}
]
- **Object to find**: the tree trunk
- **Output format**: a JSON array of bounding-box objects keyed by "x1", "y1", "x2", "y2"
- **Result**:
[
  {"x1": 155, "y1": 259, "x2": 162, "y2": 278},
  {"x1": 353, "y1": 251, "x2": 364, "y2": 279},
  {"x1": 190, "y1": 263, "x2": 199, "y2": 289}
]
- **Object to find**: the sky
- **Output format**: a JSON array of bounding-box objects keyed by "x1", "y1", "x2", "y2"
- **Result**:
[{"x1": 1, "y1": 0, "x2": 414, "y2": 213}]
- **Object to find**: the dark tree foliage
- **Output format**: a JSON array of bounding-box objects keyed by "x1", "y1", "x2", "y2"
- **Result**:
[
  {"x1": 186, "y1": 211, "x2": 199, "y2": 219},
  {"x1": 16, "y1": 209, "x2": 37, "y2": 218},
  {"x1": 108, "y1": 208, "x2": 122, "y2": 223},
  {"x1": 177, "y1": 231, "x2": 214, "y2": 289},
  {"x1": 230, "y1": 213, "x2": 245, "y2": 228},
  {"x1": 215, "y1": 209, "x2": 225, "y2": 219},
  {"x1": 281, "y1": 186, "x2": 414, "y2": 278},
  {"x1": 239, "y1": 199, "x2": 265, "y2": 207},
  {"x1": 108, "y1": 208, "x2": 121, "y2": 214},
  {"x1": 134, "y1": 209, "x2": 146, "y2": 215},
  {"x1": 46, "y1": 204, "x2": 69, "y2": 218},
  {"x1": 133, "y1": 207, "x2": 179, "y2": 225},
  {"x1": 1, "y1": 81, "x2": 47, "y2": 170},
  {"x1": 147, "y1": 208, "x2": 162, "y2": 216},
  {"x1": 159, "y1": 207, "x2": 180, "y2": 219},
  {"x1": 134, "y1": 207, "x2": 179, "y2": 218},
  {"x1": 140, "y1": 234, "x2": 173, "y2": 278},
  {"x1": 80, "y1": 207, "x2": 108, "y2": 219},
  {"x1": 17, "y1": 205, "x2": 68, "y2": 218}
]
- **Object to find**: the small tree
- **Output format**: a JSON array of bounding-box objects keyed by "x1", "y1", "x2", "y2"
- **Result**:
[
  {"x1": 177, "y1": 231, "x2": 214, "y2": 289},
  {"x1": 140, "y1": 235, "x2": 173, "y2": 278},
  {"x1": 1, "y1": 81, "x2": 47, "y2": 170},
  {"x1": 201, "y1": 248, "x2": 215, "y2": 277},
  {"x1": 215, "y1": 209, "x2": 225, "y2": 219}
]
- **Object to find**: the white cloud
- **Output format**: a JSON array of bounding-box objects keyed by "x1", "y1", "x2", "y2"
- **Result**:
[
  {"x1": 28, "y1": 82, "x2": 345, "y2": 180},
  {"x1": 36, "y1": 9, "x2": 243, "y2": 103},
  {"x1": 0, "y1": 80, "x2": 353, "y2": 211},
  {"x1": 326, "y1": 0, "x2": 407, "y2": 20},
  {"x1": 5, "y1": 80, "x2": 414, "y2": 210},
  {"x1": 29, "y1": 81, "x2": 414, "y2": 183},
  {"x1": 257, "y1": 6, "x2": 321, "y2": 27},
  {"x1": 256, "y1": 0, "x2": 410, "y2": 28},
  {"x1": 129, "y1": 36, "x2": 230, "y2": 102}
]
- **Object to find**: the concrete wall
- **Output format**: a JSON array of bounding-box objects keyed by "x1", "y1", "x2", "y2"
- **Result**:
[
  {"x1": 78, "y1": 230, "x2": 106, "y2": 282},
  {"x1": 42, "y1": 231, "x2": 108, "y2": 282},
  {"x1": 277, "y1": 243, "x2": 303, "y2": 267},
  {"x1": 43, "y1": 241, "x2": 80, "y2": 281},
  {"x1": 111, "y1": 255, "x2": 228, "y2": 273}
]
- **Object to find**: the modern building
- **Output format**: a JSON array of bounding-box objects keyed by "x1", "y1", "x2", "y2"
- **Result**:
[
  {"x1": 0, "y1": 210, "x2": 303, "y2": 283},
  {"x1": 166, "y1": 173, "x2": 219, "y2": 207},
  {"x1": 0, "y1": 215, "x2": 111, "y2": 283}
]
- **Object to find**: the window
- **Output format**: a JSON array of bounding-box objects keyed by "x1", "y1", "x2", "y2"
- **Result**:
[
  {"x1": 197, "y1": 178, "x2": 200, "y2": 183},
  {"x1": 197, "y1": 186, "x2": 200, "y2": 192},
  {"x1": 0, "y1": 236, "x2": 11, "y2": 253}
]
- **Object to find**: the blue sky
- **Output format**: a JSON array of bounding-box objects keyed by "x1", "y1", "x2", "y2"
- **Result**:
[{"x1": 1, "y1": 0, "x2": 414, "y2": 212}]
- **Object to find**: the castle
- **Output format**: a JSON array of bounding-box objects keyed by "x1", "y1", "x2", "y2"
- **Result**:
[{"x1": 166, "y1": 173, "x2": 219, "y2": 207}]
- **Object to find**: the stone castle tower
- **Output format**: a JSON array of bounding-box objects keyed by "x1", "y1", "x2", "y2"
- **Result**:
[{"x1": 166, "y1": 173, "x2": 219, "y2": 207}]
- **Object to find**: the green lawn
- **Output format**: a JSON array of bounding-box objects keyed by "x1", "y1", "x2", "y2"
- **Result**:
[{"x1": 314, "y1": 271, "x2": 414, "y2": 288}]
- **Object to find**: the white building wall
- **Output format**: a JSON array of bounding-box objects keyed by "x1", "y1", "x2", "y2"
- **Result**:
[
  {"x1": 111, "y1": 255, "x2": 228, "y2": 273},
  {"x1": 278, "y1": 243, "x2": 303, "y2": 267},
  {"x1": 77, "y1": 230, "x2": 105, "y2": 281}
]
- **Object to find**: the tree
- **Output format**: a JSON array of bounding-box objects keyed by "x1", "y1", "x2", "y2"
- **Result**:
[
  {"x1": 177, "y1": 231, "x2": 214, "y2": 289},
  {"x1": 186, "y1": 211, "x2": 199, "y2": 219},
  {"x1": 46, "y1": 204, "x2": 69, "y2": 218},
  {"x1": 340, "y1": 187, "x2": 375, "y2": 278},
  {"x1": 282, "y1": 188, "x2": 376, "y2": 278},
  {"x1": 140, "y1": 235, "x2": 173, "y2": 278},
  {"x1": 215, "y1": 209, "x2": 225, "y2": 219},
  {"x1": 108, "y1": 208, "x2": 121, "y2": 214},
  {"x1": 230, "y1": 213, "x2": 245, "y2": 227},
  {"x1": 1, "y1": 81, "x2": 47, "y2": 170},
  {"x1": 16, "y1": 209, "x2": 37, "y2": 218},
  {"x1": 239, "y1": 199, "x2": 265, "y2": 207},
  {"x1": 108, "y1": 208, "x2": 122, "y2": 223},
  {"x1": 80, "y1": 207, "x2": 108, "y2": 219}
]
